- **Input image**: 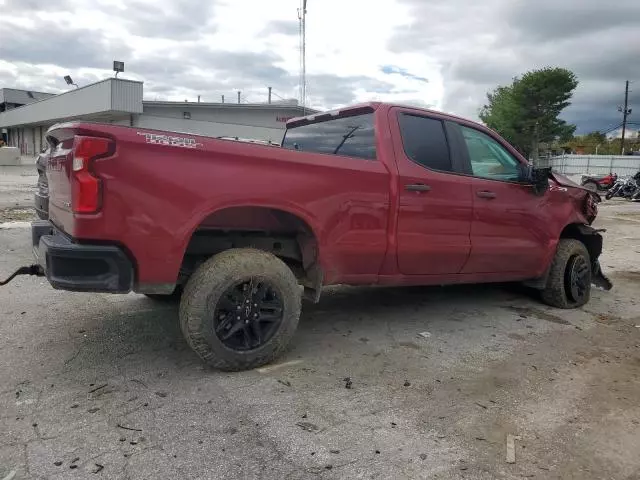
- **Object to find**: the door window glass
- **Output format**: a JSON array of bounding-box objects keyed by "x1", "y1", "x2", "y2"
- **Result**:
[
  {"x1": 398, "y1": 114, "x2": 452, "y2": 172},
  {"x1": 461, "y1": 126, "x2": 520, "y2": 181}
]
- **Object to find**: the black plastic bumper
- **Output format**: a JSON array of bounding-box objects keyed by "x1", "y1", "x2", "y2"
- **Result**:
[
  {"x1": 34, "y1": 193, "x2": 48, "y2": 220},
  {"x1": 32, "y1": 220, "x2": 134, "y2": 293}
]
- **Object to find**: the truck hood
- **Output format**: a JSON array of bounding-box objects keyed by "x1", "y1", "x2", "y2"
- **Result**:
[{"x1": 551, "y1": 171, "x2": 601, "y2": 198}]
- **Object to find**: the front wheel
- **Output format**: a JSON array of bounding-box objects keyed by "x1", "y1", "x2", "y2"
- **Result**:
[
  {"x1": 179, "y1": 248, "x2": 301, "y2": 371},
  {"x1": 605, "y1": 189, "x2": 615, "y2": 200},
  {"x1": 541, "y1": 239, "x2": 591, "y2": 309}
]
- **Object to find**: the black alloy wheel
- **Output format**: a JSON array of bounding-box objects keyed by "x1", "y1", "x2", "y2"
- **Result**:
[
  {"x1": 213, "y1": 278, "x2": 284, "y2": 351},
  {"x1": 564, "y1": 255, "x2": 590, "y2": 304}
]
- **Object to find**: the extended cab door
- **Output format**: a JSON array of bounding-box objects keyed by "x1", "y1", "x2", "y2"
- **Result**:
[
  {"x1": 453, "y1": 123, "x2": 551, "y2": 275},
  {"x1": 389, "y1": 108, "x2": 473, "y2": 275}
]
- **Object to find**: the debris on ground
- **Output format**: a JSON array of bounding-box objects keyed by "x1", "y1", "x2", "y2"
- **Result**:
[
  {"x1": 117, "y1": 423, "x2": 142, "y2": 432},
  {"x1": 403, "y1": 380, "x2": 411, "y2": 387},
  {"x1": 506, "y1": 434, "x2": 521, "y2": 464},
  {"x1": 88, "y1": 383, "x2": 108, "y2": 394},
  {"x1": 90, "y1": 464, "x2": 104, "y2": 474},
  {"x1": 343, "y1": 377, "x2": 353, "y2": 389},
  {"x1": 330, "y1": 449, "x2": 340, "y2": 454},
  {"x1": 296, "y1": 422, "x2": 320, "y2": 432},
  {"x1": 417, "y1": 331, "x2": 431, "y2": 339},
  {"x1": 154, "y1": 391, "x2": 167, "y2": 398},
  {"x1": 277, "y1": 379, "x2": 292, "y2": 387}
]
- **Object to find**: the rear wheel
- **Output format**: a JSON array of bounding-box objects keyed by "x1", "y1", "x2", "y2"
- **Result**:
[
  {"x1": 179, "y1": 248, "x2": 301, "y2": 371},
  {"x1": 541, "y1": 239, "x2": 591, "y2": 309}
]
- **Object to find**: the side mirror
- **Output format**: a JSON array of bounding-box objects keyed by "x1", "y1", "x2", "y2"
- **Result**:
[{"x1": 518, "y1": 164, "x2": 550, "y2": 195}]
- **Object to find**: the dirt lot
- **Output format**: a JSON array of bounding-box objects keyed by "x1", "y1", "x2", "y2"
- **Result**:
[{"x1": 1, "y1": 177, "x2": 639, "y2": 479}]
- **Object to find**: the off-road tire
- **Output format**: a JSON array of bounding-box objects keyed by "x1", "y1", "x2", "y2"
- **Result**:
[
  {"x1": 179, "y1": 248, "x2": 301, "y2": 371},
  {"x1": 541, "y1": 239, "x2": 591, "y2": 309},
  {"x1": 605, "y1": 190, "x2": 615, "y2": 200}
]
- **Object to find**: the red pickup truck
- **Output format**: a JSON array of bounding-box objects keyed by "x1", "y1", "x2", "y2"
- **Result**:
[{"x1": 22, "y1": 102, "x2": 610, "y2": 370}]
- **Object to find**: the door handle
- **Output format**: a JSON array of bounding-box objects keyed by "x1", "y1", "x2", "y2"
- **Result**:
[
  {"x1": 405, "y1": 183, "x2": 431, "y2": 192},
  {"x1": 476, "y1": 190, "x2": 497, "y2": 199}
]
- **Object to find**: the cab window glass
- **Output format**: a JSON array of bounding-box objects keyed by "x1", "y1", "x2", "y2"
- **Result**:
[{"x1": 461, "y1": 126, "x2": 520, "y2": 181}]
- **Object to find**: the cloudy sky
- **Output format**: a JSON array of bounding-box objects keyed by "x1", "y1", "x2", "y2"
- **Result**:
[{"x1": 0, "y1": 0, "x2": 638, "y2": 133}]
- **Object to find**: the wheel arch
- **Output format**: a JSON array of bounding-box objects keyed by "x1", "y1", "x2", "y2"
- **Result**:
[
  {"x1": 179, "y1": 203, "x2": 324, "y2": 301},
  {"x1": 559, "y1": 223, "x2": 603, "y2": 261}
]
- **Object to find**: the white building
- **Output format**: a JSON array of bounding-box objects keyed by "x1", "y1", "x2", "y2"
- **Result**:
[{"x1": 0, "y1": 79, "x2": 314, "y2": 155}]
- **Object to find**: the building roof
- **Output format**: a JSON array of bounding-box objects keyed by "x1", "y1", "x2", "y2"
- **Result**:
[
  {"x1": 143, "y1": 100, "x2": 317, "y2": 114},
  {"x1": 0, "y1": 88, "x2": 56, "y2": 106}
]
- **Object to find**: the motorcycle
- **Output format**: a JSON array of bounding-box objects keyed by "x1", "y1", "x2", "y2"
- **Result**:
[
  {"x1": 581, "y1": 172, "x2": 618, "y2": 192},
  {"x1": 605, "y1": 172, "x2": 640, "y2": 200},
  {"x1": 605, "y1": 177, "x2": 626, "y2": 199}
]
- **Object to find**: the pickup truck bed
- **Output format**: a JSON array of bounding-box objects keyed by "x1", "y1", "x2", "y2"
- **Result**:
[{"x1": 21, "y1": 102, "x2": 610, "y2": 370}]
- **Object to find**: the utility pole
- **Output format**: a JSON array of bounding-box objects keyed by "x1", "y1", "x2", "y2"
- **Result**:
[
  {"x1": 531, "y1": 120, "x2": 539, "y2": 165},
  {"x1": 298, "y1": 0, "x2": 307, "y2": 114},
  {"x1": 619, "y1": 80, "x2": 632, "y2": 155}
]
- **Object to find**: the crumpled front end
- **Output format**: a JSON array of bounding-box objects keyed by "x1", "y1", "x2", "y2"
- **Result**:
[{"x1": 549, "y1": 172, "x2": 612, "y2": 290}]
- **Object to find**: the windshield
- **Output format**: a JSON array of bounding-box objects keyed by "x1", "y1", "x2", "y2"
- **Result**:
[{"x1": 281, "y1": 113, "x2": 376, "y2": 160}]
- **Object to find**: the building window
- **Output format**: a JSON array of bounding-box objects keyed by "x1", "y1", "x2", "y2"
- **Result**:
[{"x1": 183, "y1": 111, "x2": 191, "y2": 119}]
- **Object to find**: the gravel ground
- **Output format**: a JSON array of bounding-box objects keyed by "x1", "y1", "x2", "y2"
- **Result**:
[
  {"x1": 1, "y1": 182, "x2": 639, "y2": 479},
  {"x1": 0, "y1": 166, "x2": 38, "y2": 222}
]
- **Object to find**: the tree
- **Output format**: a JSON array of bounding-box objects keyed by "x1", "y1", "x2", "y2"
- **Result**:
[{"x1": 480, "y1": 67, "x2": 578, "y2": 162}]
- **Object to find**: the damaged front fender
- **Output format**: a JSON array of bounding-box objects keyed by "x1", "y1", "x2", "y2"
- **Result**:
[{"x1": 573, "y1": 224, "x2": 612, "y2": 291}]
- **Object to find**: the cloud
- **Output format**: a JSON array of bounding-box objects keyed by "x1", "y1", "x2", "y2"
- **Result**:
[
  {"x1": 390, "y1": 0, "x2": 640, "y2": 133},
  {"x1": 1, "y1": 0, "x2": 635, "y2": 135},
  {"x1": 261, "y1": 20, "x2": 299, "y2": 37},
  {"x1": 118, "y1": 0, "x2": 219, "y2": 40}
]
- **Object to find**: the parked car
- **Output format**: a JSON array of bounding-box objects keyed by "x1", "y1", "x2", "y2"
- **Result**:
[
  {"x1": 20, "y1": 103, "x2": 610, "y2": 370},
  {"x1": 581, "y1": 173, "x2": 617, "y2": 192}
]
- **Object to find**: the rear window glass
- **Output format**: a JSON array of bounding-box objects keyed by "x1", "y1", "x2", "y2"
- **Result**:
[{"x1": 281, "y1": 113, "x2": 376, "y2": 160}]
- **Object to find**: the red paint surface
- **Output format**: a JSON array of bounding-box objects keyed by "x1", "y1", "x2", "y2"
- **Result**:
[{"x1": 44, "y1": 104, "x2": 594, "y2": 290}]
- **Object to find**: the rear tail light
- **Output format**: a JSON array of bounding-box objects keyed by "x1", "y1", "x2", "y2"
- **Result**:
[{"x1": 71, "y1": 135, "x2": 114, "y2": 213}]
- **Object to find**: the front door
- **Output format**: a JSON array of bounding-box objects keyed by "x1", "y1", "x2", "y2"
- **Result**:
[
  {"x1": 390, "y1": 108, "x2": 473, "y2": 275},
  {"x1": 455, "y1": 124, "x2": 551, "y2": 275}
]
